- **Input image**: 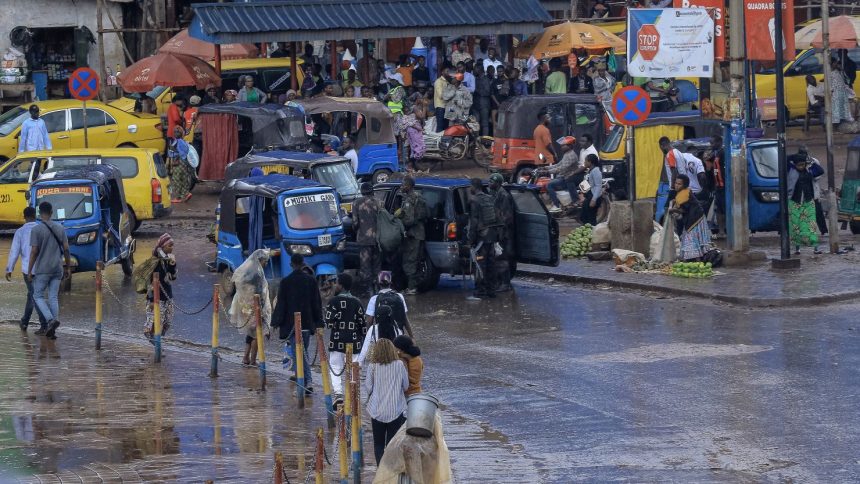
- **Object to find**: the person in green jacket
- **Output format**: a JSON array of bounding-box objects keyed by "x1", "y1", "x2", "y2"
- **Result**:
[{"x1": 395, "y1": 176, "x2": 427, "y2": 295}]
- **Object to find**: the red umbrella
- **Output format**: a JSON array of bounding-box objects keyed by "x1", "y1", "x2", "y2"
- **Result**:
[
  {"x1": 117, "y1": 52, "x2": 221, "y2": 92},
  {"x1": 811, "y1": 16, "x2": 860, "y2": 49},
  {"x1": 159, "y1": 28, "x2": 258, "y2": 61}
]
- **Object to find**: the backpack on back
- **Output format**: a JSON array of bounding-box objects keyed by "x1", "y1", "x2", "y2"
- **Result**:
[
  {"x1": 376, "y1": 209, "x2": 405, "y2": 252},
  {"x1": 375, "y1": 291, "x2": 407, "y2": 334},
  {"x1": 133, "y1": 256, "x2": 161, "y2": 294}
]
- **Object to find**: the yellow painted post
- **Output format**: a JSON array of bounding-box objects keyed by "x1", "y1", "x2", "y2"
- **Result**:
[
  {"x1": 294, "y1": 311, "x2": 305, "y2": 407},
  {"x1": 315, "y1": 427, "x2": 324, "y2": 484},
  {"x1": 344, "y1": 344, "x2": 353, "y2": 426},
  {"x1": 95, "y1": 261, "x2": 103, "y2": 350},
  {"x1": 351, "y1": 364, "x2": 361, "y2": 483},
  {"x1": 210, "y1": 284, "x2": 220, "y2": 377},
  {"x1": 317, "y1": 332, "x2": 335, "y2": 428},
  {"x1": 153, "y1": 273, "x2": 162, "y2": 363},
  {"x1": 254, "y1": 294, "x2": 266, "y2": 391},
  {"x1": 338, "y1": 408, "x2": 348, "y2": 484}
]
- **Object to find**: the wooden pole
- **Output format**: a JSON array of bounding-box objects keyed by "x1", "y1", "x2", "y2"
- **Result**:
[
  {"x1": 95, "y1": 261, "x2": 103, "y2": 350},
  {"x1": 209, "y1": 284, "x2": 220, "y2": 377},
  {"x1": 254, "y1": 294, "x2": 266, "y2": 391},
  {"x1": 315, "y1": 428, "x2": 325, "y2": 484},
  {"x1": 317, "y1": 332, "x2": 335, "y2": 428},
  {"x1": 97, "y1": 0, "x2": 107, "y2": 101},
  {"x1": 103, "y1": 1, "x2": 136, "y2": 65},
  {"x1": 294, "y1": 311, "x2": 305, "y2": 407},
  {"x1": 331, "y1": 40, "x2": 338, "y2": 82},
  {"x1": 214, "y1": 44, "x2": 222, "y2": 76},
  {"x1": 153, "y1": 273, "x2": 162, "y2": 363},
  {"x1": 290, "y1": 42, "x2": 299, "y2": 92},
  {"x1": 821, "y1": 0, "x2": 841, "y2": 253}
]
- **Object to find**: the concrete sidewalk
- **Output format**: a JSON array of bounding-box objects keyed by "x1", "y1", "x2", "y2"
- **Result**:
[{"x1": 519, "y1": 248, "x2": 860, "y2": 307}]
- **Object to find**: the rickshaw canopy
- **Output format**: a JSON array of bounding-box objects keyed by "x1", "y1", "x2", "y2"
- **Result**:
[
  {"x1": 495, "y1": 94, "x2": 601, "y2": 139},
  {"x1": 296, "y1": 96, "x2": 396, "y2": 144},
  {"x1": 198, "y1": 102, "x2": 308, "y2": 149}
]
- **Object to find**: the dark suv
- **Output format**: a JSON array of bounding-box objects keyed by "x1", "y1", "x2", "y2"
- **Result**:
[{"x1": 374, "y1": 176, "x2": 560, "y2": 292}]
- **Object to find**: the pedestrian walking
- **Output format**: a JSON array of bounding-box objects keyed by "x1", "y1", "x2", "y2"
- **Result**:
[
  {"x1": 704, "y1": 135, "x2": 726, "y2": 238},
  {"x1": 229, "y1": 249, "x2": 273, "y2": 367},
  {"x1": 395, "y1": 176, "x2": 428, "y2": 295},
  {"x1": 787, "y1": 156, "x2": 822, "y2": 254},
  {"x1": 167, "y1": 127, "x2": 197, "y2": 203},
  {"x1": 828, "y1": 58, "x2": 854, "y2": 125},
  {"x1": 18, "y1": 105, "x2": 52, "y2": 153},
  {"x1": 324, "y1": 273, "x2": 367, "y2": 403},
  {"x1": 143, "y1": 233, "x2": 177, "y2": 343},
  {"x1": 393, "y1": 335, "x2": 423, "y2": 396},
  {"x1": 667, "y1": 174, "x2": 712, "y2": 261},
  {"x1": 27, "y1": 202, "x2": 69, "y2": 340},
  {"x1": 272, "y1": 254, "x2": 323, "y2": 393},
  {"x1": 353, "y1": 182, "x2": 382, "y2": 297},
  {"x1": 363, "y1": 338, "x2": 409, "y2": 465},
  {"x1": 489, "y1": 173, "x2": 515, "y2": 292},
  {"x1": 357, "y1": 271, "x2": 414, "y2": 366},
  {"x1": 6, "y1": 207, "x2": 47, "y2": 333},
  {"x1": 579, "y1": 154, "x2": 604, "y2": 226},
  {"x1": 468, "y1": 178, "x2": 501, "y2": 300}
]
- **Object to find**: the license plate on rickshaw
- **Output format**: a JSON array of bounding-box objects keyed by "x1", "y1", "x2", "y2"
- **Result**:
[{"x1": 318, "y1": 234, "x2": 332, "y2": 247}]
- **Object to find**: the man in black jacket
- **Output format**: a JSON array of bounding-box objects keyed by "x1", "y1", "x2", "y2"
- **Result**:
[{"x1": 272, "y1": 253, "x2": 322, "y2": 395}]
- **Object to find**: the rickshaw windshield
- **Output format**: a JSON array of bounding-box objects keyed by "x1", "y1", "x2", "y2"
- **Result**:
[
  {"x1": 36, "y1": 185, "x2": 95, "y2": 221},
  {"x1": 751, "y1": 145, "x2": 779, "y2": 178},
  {"x1": 846, "y1": 149, "x2": 860, "y2": 178},
  {"x1": 313, "y1": 162, "x2": 360, "y2": 198},
  {"x1": 282, "y1": 192, "x2": 341, "y2": 230},
  {"x1": 601, "y1": 125, "x2": 624, "y2": 153}
]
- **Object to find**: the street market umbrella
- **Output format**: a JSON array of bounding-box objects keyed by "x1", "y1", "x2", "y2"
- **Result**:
[
  {"x1": 795, "y1": 16, "x2": 860, "y2": 50},
  {"x1": 516, "y1": 21, "x2": 626, "y2": 60},
  {"x1": 159, "y1": 28, "x2": 258, "y2": 61},
  {"x1": 117, "y1": 52, "x2": 221, "y2": 92}
]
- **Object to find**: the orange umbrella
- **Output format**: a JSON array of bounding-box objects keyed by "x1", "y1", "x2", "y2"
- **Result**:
[
  {"x1": 117, "y1": 52, "x2": 221, "y2": 92},
  {"x1": 159, "y1": 28, "x2": 259, "y2": 61},
  {"x1": 811, "y1": 16, "x2": 860, "y2": 49},
  {"x1": 517, "y1": 21, "x2": 626, "y2": 59}
]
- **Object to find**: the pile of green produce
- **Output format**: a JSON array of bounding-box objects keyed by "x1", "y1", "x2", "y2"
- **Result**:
[
  {"x1": 669, "y1": 261, "x2": 714, "y2": 278},
  {"x1": 561, "y1": 224, "x2": 592, "y2": 259},
  {"x1": 631, "y1": 260, "x2": 669, "y2": 272}
]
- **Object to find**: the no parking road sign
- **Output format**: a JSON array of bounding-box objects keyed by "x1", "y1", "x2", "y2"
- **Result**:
[
  {"x1": 69, "y1": 67, "x2": 100, "y2": 101},
  {"x1": 611, "y1": 86, "x2": 651, "y2": 127}
]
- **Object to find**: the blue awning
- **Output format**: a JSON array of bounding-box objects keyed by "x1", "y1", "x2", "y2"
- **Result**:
[{"x1": 190, "y1": 0, "x2": 552, "y2": 43}]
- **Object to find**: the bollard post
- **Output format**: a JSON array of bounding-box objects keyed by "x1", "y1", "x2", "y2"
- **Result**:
[
  {"x1": 353, "y1": 364, "x2": 365, "y2": 467},
  {"x1": 315, "y1": 427, "x2": 324, "y2": 484},
  {"x1": 95, "y1": 261, "x2": 103, "y2": 350},
  {"x1": 338, "y1": 408, "x2": 348, "y2": 484},
  {"x1": 153, "y1": 273, "x2": 162, "y2": 363},
  {"x1": 254, "y1": 294, "x2": 266, "y2": 391},
  {"x1": 273, "y1": 450, "x2": 284, "y2": 484},
  {"x1": 210, "y1": 284, "x2": 220, "y2": 377},
  {"x1": 351, "y1": 364, "x2": 361, "y2": 484},
  {"x1": 317, "y1": 332, "x2": 335, "y2": 428},
  {"x1": 294, "y1": 311, "x2": 305, "y2": 407},
  {"x1": 344, "y1": 344, "x2": 353, "y2": 428}
]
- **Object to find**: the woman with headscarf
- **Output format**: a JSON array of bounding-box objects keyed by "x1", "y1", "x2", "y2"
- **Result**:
[
  {"x1": 393, "y1": 102, "x2": 426, "y2": 171},
  {"x1": 787, "y1": 156, "x2": 822, "y2": 254},
  {"x1": 229, "y1": 249, "x2": 273, "y2": 366},
  {"x1": 667, "y1": 174, "x2": 712, "y2": 261},
  {"x1": 167, "y1": 126, "x2": 197, "y2": 203},
  {"x1": 224, "y1": 90, "x2": 238, "y2": 103},
  {"x1": 828, "y1": 58, "x2": 854, "y2": 125},
  {"x1": 144, "y1": 234, "x2": 177, "y2": 343}
]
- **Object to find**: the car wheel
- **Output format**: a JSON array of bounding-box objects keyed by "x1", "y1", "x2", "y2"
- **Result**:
[
  {"x1": 851, "y1": 221, "x2": 860, "y2": 235},
  {"x1": 415, "y1": 257, "x2": 440, "y2": 293},
  {"x1": 372, "y1": 169, "x2": 392, "y2": 185},
  {"x1": 127, "y1": 208, "x2": 139, "y2": 233},
  {"x1": 220, "y1": 266, "x2": 236, "y2": 298}
]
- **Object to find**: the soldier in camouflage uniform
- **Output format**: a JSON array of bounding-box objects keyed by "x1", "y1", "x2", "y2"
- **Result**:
[
  {"x1": 489, "y1": 173, "x2": 515, "y2": 292},
  {"x1": 352, "y1": 182, "x2": 382, "y2": 297},
  {"x1": 395, "y1": 176, "x2": 427, "y2": 295}
]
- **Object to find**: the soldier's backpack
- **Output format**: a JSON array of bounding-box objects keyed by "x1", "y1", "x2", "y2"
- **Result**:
[
  {"x1": 475, "y1": 192, "x2": 499, "y2": 229},
  {"x1": 132, "y1": 256, "x2": 161, "y2": 294},
  {"x1": 376, "y1": 209, "x2": 405, "y2": 252}
]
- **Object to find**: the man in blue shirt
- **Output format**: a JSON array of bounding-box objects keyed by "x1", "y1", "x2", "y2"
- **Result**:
[
  {"x1": 18, "y1": 105, "x2": 52, "y2": 153},
  {"x1": 5, "y1": 207, "x2": 47, "y2": 332}
]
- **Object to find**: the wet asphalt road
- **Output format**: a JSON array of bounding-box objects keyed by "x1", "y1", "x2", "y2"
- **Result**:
[{"x1": 1, "y1": 221, "x2": 859, "y2": 482}]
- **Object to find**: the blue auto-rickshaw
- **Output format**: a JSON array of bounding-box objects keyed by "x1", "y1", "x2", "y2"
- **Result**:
[
  {"x1": 215, "y1": 174, "x2": 345, "y2": 296},
  {"x1": 655, "y1": 136, "x2": 780, "y2": 233},
  {"x1": 297, "y1": 96, "x2": 399, "y2": 184},
  {"x1": 30, "y1": 165, "x2": 135, "y2": 283}
]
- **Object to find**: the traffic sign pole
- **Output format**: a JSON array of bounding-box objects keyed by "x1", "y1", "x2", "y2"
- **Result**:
[
  {"x1": 69, "y1": 68, "x2": 99, "y2": 149},
  {"x1": 83, "y1": 100, "x2": 89, "y2": 148},
  {"x1": 611, "y1": 86, "x2": 651, "y2": 254}
]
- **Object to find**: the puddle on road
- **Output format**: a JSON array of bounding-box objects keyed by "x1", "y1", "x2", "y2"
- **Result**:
[{"x1": 575, "y1": 343, "x2": 773, "y2": 364}]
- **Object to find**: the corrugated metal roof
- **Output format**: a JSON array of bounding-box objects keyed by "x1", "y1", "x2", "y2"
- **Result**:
[{"x1": 190, "y1": 0, "x2": 551, "y2": 42}]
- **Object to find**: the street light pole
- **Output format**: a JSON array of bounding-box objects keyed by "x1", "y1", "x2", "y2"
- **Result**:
[
  {"x1": 774, "y1": 0, "x2": 792, "y2": 261},
  {"x1": 821, "y1": 0, "x2": 841, "y2": 253},
  {"x1": 727, "y1": 0, "x2": 750, "y2": 259}
]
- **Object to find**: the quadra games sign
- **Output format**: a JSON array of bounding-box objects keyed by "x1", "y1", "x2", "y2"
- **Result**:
[{"x1": 627, "y1": 8, "x2": 715, "y2": 78}]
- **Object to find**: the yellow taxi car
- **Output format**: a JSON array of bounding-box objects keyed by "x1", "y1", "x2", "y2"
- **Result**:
[
  {"x1": 0, "y1": 100, "x2": 165, "y2": 163},
  {"x1": 109, "y1": 57, "x2": 306, "y2": 116},
  {"x1": 755, "y1": 47, "x2": 860, "y2": 119},
  {"x1": 0, "y1": 148, "x2": 171, "y2": 230}
]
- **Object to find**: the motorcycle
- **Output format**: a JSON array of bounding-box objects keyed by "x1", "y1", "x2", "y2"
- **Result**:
[
  {"x1": 521, "y1": 154, "x2": 613, "y2": 223},
  {"x1": 419, "y1": 116, "x2": 493, "y2": 169}
]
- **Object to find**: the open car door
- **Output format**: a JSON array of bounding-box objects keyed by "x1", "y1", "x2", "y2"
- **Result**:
[{"x1": 506, "y1": 186, "x2": 559, "y2": 266}]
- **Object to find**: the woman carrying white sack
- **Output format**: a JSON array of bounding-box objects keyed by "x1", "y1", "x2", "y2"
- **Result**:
[{"x1": 229, "y1": 249, "x2": 272, "y2": 366}]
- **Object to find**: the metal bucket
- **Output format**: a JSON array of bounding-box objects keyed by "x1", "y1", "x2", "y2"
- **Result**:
[{"x1": 405, "y1": 393, "x2": 439, "y2": 438}]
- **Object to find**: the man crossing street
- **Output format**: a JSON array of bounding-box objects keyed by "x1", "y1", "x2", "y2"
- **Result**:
[{"x1": 5, "y1": 207, "x2": 47, "y2": 333}]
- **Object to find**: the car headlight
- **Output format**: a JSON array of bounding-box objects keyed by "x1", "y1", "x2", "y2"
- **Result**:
[
  {"x1": 335, "y1": 238, "x2": 347, "y2": 252},
  {"x1": 601, "y1": 165, "x2": 614, "y2": 173},
  {"x1": 760, "y1": 191, "x2": 780, "y2": 202},
  {"x1": 288, "y1": 244, "x2": 313, "y2": 255},
  {"x1": 75, "y1": 231, "x2": 97, "y2": 245}
]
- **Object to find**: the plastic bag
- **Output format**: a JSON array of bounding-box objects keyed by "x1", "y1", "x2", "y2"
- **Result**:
[
  {"x1": 228, "y1": 249, "x2": 272, "y2": 332},
  {"x1": 650, "y1": 220, "x2": 679, "y2": 263},
  {"x1": 373, "y1": 414, "x2": 453, "y2": 484}
]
